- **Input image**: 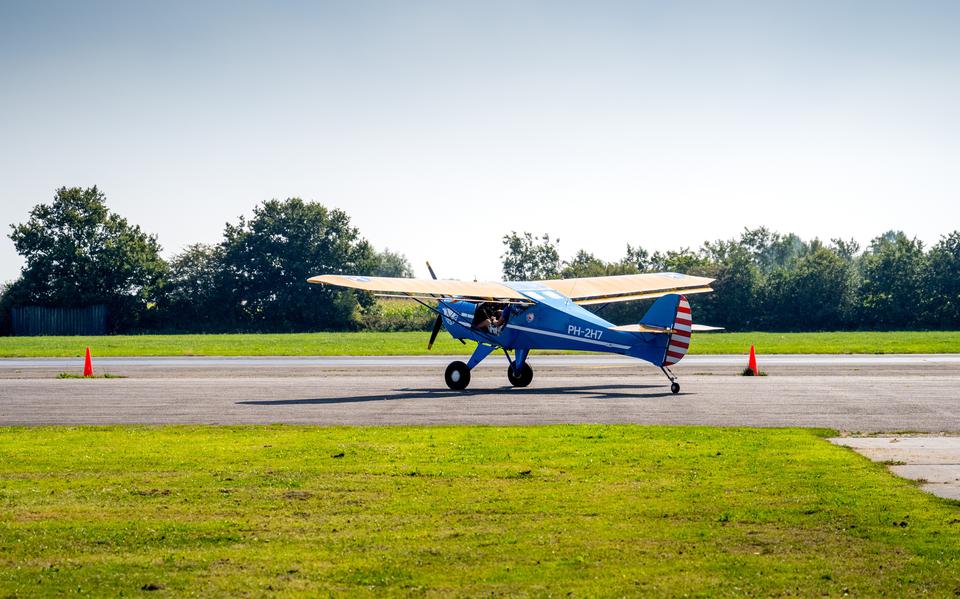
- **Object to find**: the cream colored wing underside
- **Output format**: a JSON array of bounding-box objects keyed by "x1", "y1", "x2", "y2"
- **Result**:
[
  {"x1": 307, "y1": 275, "x2": 530, "y2": 302},
  {"x1": 309, "y1": 272, "x2": 714, "y2": 305},
  {"x1": 538, "y1": 273, "x2": 715, "y2": 305}
]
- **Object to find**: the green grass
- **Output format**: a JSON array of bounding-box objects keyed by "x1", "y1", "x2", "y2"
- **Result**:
[
  {"x1": 0, "y1": 330, "x2": 958, "y2": 357},
  {"x1": 1, "y1": 426, "x2": 959, "y2": 596}
]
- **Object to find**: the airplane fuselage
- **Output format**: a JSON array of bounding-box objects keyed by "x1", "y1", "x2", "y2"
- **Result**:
[{"x1": 438, "y1": 282, "x2": 670, "y2": 367}]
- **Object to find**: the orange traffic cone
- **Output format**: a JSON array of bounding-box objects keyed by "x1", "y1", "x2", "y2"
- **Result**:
[
  {"x1": 747, "y1": 345, "x2": 758, "y2": 376},
  {"x1": 83, "y1": 347, "x2": 94, "y2": 378}
]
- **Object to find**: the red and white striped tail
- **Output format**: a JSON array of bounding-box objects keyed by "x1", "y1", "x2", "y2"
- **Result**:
[{"x1": 662, "y1": 295, "x2": 692, "y2": 366}]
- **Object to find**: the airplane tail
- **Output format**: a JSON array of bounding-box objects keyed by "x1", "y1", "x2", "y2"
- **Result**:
[{"x1": 639, "y1": 294, "x2": 692, "y2": 366}]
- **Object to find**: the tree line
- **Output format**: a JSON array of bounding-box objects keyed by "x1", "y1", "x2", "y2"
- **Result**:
[
  {"x1": 0, "y1": 187, "x2": 413, "y2": 334},
  {"x1": 2, "y1": 186, "x2": 958, "y2": 334},
  {"x1": 500, "y1": 229, "x2": 960, "y2": 330}
]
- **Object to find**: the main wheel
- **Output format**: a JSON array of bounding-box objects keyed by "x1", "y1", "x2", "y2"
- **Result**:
[
  {"x1": 445, "y1": 361, "x2": 471, "y2": 390},
  {"x1": 670, "y1": 382, "x2": 680, "y2": 394},
  {"x1": 507, "y1": 363, "x2": 533, "y2": 387}
]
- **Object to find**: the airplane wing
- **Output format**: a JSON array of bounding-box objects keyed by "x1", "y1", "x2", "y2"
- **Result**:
[
  {"x1": 537, "y1": 272, "x2": 715, "y2": 305},
  {"x1": 307, "y1": 274, "x2": 531, "y2": 303}
]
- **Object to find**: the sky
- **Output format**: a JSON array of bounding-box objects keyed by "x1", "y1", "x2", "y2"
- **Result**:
[{"x1": 1, "y1": 1, "x2": 959, "y2": 282}]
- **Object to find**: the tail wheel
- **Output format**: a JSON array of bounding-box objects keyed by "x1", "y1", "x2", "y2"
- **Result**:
[
  {"x1": 445, "y1": 361, "x2": 471, "y2": 390},
  {"x1": 507, "y1": 363, "x2": 533, "y2": 387}
]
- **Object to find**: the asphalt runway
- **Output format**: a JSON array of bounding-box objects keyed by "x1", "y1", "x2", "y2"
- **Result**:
[{"x1": 2, "y1": 354, "x2": 959, "y2": 431}]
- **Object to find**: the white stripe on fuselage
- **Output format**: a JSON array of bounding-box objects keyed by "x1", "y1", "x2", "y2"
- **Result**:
[{"x1": 505, "y1": 323, "x2": 631, "y2": 350}]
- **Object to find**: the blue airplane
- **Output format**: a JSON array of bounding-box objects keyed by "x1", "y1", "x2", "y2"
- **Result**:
[{"x1": 309, "y1": 268, "x2": 717, "y2": 393}]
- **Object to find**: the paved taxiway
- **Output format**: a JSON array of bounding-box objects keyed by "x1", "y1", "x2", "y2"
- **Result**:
[
  {"x1": 2, "y1": 354, "x2": 958, "y2": 431},
  {"x1": 831, "y1": 436, "x2": 960, "y2": 500}
]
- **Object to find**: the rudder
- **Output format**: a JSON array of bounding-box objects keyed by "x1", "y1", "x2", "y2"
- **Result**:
[{"x1": 662, "y1": 295, "x2": 691, "y2": 366}]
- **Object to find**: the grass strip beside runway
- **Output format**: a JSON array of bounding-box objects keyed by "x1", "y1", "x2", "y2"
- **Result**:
[
  {"x1": 1, "y1": 425, "x2": 959, "y2": 596},
  {"x1": 1, "y1": 330, "x2": 959, "y2": 357}
]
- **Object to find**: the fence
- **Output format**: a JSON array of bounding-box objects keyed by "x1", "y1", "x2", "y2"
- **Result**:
[{"x1": 11, "y1": 305, "x2": 108, "y2": 336}]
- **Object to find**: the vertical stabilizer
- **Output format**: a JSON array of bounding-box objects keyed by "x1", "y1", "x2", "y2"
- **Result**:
[{"x1": 662, "y1": 295, "x2": 691, "y2": 366}]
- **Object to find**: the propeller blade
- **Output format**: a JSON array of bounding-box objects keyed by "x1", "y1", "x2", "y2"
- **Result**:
[
  {"x1": 425, "y1": 261, "x2": 448, "y2": 348},
  {"x1": 427, "y1": 313, "x2": 443, "y2": 350}
]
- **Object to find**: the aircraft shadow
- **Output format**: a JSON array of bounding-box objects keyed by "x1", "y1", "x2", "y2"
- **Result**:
[{"x1": 238, "y1": 383, "x2": 682, "y2": 406}]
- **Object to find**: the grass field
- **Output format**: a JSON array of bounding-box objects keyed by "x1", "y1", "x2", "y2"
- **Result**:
[
  {"x1": 1, "y1": 330, "x2": 958, "y2": 357},
  {"x1": 1, "y1": 426, "x2": 959, "y2": 596}
]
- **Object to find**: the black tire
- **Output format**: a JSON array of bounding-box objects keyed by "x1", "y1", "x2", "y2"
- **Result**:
[
  {"x1": 507, "y1": 363, "x2": 533, "y2": 387},
  {"x1": 445, "y1": 361, "x2": 471, "y2": 390},
  {"x1": 670, "y1": 382, "x2": 680, "y2": 394}
]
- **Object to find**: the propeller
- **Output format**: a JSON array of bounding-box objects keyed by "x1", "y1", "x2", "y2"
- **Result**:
[
  {"x1": 424, "y1": 260, "x2": 465, "y2": 348},
  {"x1": 426, "y1": 260, "x2": 442, "y2": 349},
  {"x1": 427, "y1": 311, "x2": 443, "y2": 350}
]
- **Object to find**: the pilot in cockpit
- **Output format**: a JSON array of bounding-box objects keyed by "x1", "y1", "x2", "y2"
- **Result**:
[{"x1": 474, "y1": 303, "x2": 513, "y2": 335}]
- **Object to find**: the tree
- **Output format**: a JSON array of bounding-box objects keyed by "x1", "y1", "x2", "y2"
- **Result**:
[
  {"x1": 623, "y1": 244, "x2": 652, "y2": 272},
  {"x1": 695, "y1": 246, "x2": 760, "y2": 330},
  {"x1": 560, "y1": 250, "x2": 638, "y2": 279},
  {"x1": 0, "y1": 281, "x2": 15, "y2": 335},
  {"x1": 218, "y1": 198, "x2": 376, "y2": 331},
  {"x1": 371, "y1": 248, "x2": 414, "y2": 278},
  {"x1": 561, "y1": 250, "x2": 605, "y2": 278},
  {"x1": 7, "y1": 186, "x2": 166, "y2": 331},
  {"x1": 920, "y1": 231, "x2": 960, "y2": 328},
  {"x1": 859, "y1": 231, "x2": 926, "y2": 328},
  {"x1": 501, "y1": 232, "x2": 561, "y2": 281},
  {"x1": 765, "y1": 247, "x2": 853, "y2": 330},
  {"x1": 740, "y1": 227, "x2": 807, "y2": 273},
  {"x1": 830, "y1": 237, "x2": 861, "y2": 262},
  {"x1": 648, "y1": 248, "x2": 711, "y2": 274},
  {"x1": 160, "y1": 244, "x2": 228, "y2": 331}
]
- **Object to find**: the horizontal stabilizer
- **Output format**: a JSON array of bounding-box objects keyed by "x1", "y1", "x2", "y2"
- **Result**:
[
  {"x1": 609, "y1": 323, "x2": 724, "y2": 334},
  {"x1": 609, "y1": 323, "x2": 672, "y2": 334}
]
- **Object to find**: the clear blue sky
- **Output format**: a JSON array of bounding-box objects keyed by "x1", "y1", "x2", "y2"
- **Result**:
[{"x1": 2, "y1": 1, "x2": 958, "y2": 282}]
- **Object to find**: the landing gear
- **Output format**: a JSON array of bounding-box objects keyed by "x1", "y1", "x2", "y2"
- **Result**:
[
  {"x1": 445, "y1": 361, "x2": 471, "y2": 390},
  {"x1": 502, "y1": 347, "x2": 532, "y2": 388},
  {"x1": 661, "y1": 366, "x2": 680, "y2": 394},
  {"x1": 507, "y1": 363, "x2": 533, "y2": 387},
  {"x1": 445, "y1": 345, "x2": 531, "y2": 390}
]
